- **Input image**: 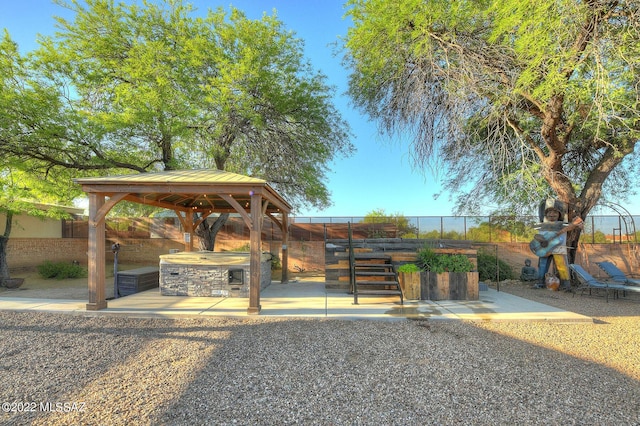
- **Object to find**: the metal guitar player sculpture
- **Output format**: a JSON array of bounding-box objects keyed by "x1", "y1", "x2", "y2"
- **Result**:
[{"x1": 530, "y1": 202, "x2": 583, "y2": 291}]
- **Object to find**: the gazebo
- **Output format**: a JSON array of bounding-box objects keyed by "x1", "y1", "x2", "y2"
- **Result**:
[{"x1": 74, "y1": 169, "x2": 292, "y2": 314}]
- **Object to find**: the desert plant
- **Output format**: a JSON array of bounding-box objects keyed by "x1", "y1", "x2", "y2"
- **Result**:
[
  {"x1": 416, "y1": 247, "x2": 474, "y2": 273},
  {"x1": 230, "y1": 243, "x2": 251, "y2": 252},
  {"x1": 270, "y1": 253, "x2": 282, "y2": 270},
  {"x1": 397, "y1": 263, "x2": 420, "y2": 273},
  {"x1": 476, "y1": 252, "x2": 514, "y2": 282},
  {"x1": 37, "y1": 261, "x2": 86, "y2": 280}
]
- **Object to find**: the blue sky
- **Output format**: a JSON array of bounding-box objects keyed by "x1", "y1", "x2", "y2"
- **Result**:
[
  {"x1": 2, "y1": 1, "x2": 637, "y2": 217},
  {"x1": 2, "y1": 0, "x2": 457, "y2": 217}
]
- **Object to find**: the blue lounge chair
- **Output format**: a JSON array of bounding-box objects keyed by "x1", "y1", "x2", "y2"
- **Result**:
[
  {"x1": 595, "y1": 261, "x2": 640, "y2": 286},
  {"x1": 569, "y1": 264, "x2": 640, "y2": 302}
]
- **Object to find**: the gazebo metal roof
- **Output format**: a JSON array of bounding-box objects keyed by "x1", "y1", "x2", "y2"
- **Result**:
[{"x1": 75, "y1": 168, "x2": 292, "y2": 214}]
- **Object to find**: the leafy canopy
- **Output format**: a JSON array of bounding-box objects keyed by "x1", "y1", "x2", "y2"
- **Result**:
[
  {"x1": 344, "y1": 0, "x2": 640, "y2": 217},
  {"x1": 363, "y1": 208, "x2": 418, "y2": 237},
  {"x1": 1, "y1": 0, "x2": 353, "y2": 212}
]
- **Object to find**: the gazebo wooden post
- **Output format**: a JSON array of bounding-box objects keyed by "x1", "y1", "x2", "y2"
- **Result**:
[
  {"x1": 184, "y1": 210, "x2": 194, "y2": 252},
  {"x1": 86, "y1": 193, "x2": 107, "y2": 310},
  {"x1": 248, "y1": 191, "x2": 262, "y2": 314},
  {"x1": 281, "y1": 213, "x2": 289, "y2": 284}
]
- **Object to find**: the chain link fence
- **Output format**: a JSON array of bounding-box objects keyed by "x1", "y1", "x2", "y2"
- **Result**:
[{"x1": 62, "y1": 214, "x2": 639, "y2": 244}]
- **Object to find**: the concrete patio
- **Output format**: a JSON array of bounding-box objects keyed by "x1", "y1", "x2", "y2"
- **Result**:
[{"x1": 0, "y1": 280, "x2": 593, "y2": 322}]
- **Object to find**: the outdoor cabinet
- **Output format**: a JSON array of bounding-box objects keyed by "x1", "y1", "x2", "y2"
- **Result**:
[{"x1": 116, "y1": 267, "x2": 160, "y2": 296}]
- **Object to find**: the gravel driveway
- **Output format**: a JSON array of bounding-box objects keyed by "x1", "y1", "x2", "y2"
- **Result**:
[{"x1": 0, "y1": 281, "x2": 639, "y2": 425}]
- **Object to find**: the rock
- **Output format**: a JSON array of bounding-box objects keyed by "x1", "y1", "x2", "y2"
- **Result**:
[{"x1": 2, "y1": 278, "x2": 25, "y2": 289}]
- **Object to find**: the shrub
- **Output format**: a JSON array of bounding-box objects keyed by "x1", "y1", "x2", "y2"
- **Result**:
[
  {"x1": 397, "y1": 263, "x2": 420, "y2": 273},
  {"x1": 416, "y1": 247, "x2": 474, "y2": 273},
  {"x1": 37, "y1": 261, "x2": 87, "y2": 280},
  {"x1": 476, "y1": 251, "x2": 514, "y2": 282},
  {"x1": 270, "y1": 253, "x2": 282, "y2": 270}
]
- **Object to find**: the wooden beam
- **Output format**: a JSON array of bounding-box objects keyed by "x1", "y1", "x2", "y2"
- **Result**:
[
  {"x1": 193, "y1": 210, "x2": 215, "y2": 230},
  {"x1": 248, "y1": 192, "x2": 262, "y2": 314},
  {"x1": 281, "y1": 213, "x2": 289, "y2": 284},
  {"x1": 123, "y1": 194, "x2": 192, "y2": 212},
  {"x1": 172, "y1": 210, "x2": 188, "y2": 231},
  {"x1": 184, "y1": 210, "x2": 194, "y2": 252},
  {"x1": 88, "y1": 193, "x2": 128, "y2": 227},
  {"x1": 266, "y1": 211, "x2": 282, "y2": 229},
  {"x1": 119, "y1": 191, "x2": 286, "y2": 216},
  {"x1": 261, "y1": 186, "x2": 291, "y2": 213},
  {"x1": 86, "y1": 193, "x2": 107, "y2": 310},
  {"x1": 220, "y1": 194, "x2": 253, "y2": 228}
]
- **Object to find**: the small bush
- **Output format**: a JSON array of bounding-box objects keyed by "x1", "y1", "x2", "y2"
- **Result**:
[
  {"x1": 397, "y1": 263, "x2": 420, "y2": 273},
  {"x1": 270, "y1": 253, "x2": 282, "y2": 270},
  {"x1": 37, "y1": 261, "x2": 87, "y2": 280},
  {"x1": 416, "y1": 247, "x2": 474, "y2": 273},
  {"x1": 477, "y1": 252, "x2": 514, "y2": 282}
]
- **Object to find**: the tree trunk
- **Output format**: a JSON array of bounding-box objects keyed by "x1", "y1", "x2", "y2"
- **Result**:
[
  {"x1": 0, "y1": 212, "x2": 13, "y2": 285},
  {"x1": 549, "y1": 197, "x2": 587, "y2": 266},
  {"x1": 566, "y1": 228, "x2": 582, "y2": 266},
  {"x1": 195, "y1": 213, "x2": 230, "y2": 251}
]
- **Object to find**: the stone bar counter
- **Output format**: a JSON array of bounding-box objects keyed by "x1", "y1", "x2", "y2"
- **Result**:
[{"x1": 159, "y1": 251, "x2": 272, "y2": 297}]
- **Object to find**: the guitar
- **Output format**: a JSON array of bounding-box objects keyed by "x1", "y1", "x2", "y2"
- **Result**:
[{"x1": 529, "y1": 217, "x2": 583, "y2": 257}]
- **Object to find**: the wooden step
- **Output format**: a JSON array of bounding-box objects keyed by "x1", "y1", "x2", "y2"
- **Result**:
[
  {"x1": 355, "y1": 271, "x2": 396, "y2": 277},
  {"x1": 355, "y1": 280, "x2": 400, "y2": 286},
  {"x1": 354, "y1": 263, "x2": 394, "y2": 268},
  {"x1": 346, "y1": 229, "x2": 403, "y2": 304},
  {"x1": 355, "y1": 289, "x2": 403, "y2": 296},
  {"x1": 353, "y1": 253, "x2": 392, "y2": 260}
]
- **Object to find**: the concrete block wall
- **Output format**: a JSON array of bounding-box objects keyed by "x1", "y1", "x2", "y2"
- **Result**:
[
  {"x1": 7, "y1": 238, "x2": 182, "y2": 272},
  {"x1": 7, "y1": 237, "x2": 638, "y2": 283},
  {"x1": 7, "y1": 239, "x2": 88, "y2": 271},
  {"x1": 105, "y1": 238, "x2": 184, "y2": 264}
]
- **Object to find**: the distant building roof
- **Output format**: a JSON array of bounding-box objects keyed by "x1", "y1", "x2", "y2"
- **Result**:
[{"x1": 24, "y1": 201, "x2": 84, "y2": 216}]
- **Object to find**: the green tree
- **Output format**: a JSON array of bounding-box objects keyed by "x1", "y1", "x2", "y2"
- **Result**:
[
  {"x1": 466, "y1": 223, "x2": 494, "y2": 243},
  {"x1": 0, "y1": 35, "x2": 82, "y2": 285},
  {"x1": 363, "y1": 208, "x2": 417, "y2": 237},
  {"x1": 1, "y1": 0, "x2": 353, "y2": 248},
  {"x1": 581, "y1": 230, "x2": 609, "y2": 244},
  {"x1": 344, "y1": 0, "x2": 640, "y2": 259},
  {"x1": 418, "y1": 230, "x2": 441, "y2": 239},
  {"x1": 489, "y1": 216, "x2": 537, "y2": 242},
  {"x1": 0, "y1": 167, "x2": 79, "y2": 285}
]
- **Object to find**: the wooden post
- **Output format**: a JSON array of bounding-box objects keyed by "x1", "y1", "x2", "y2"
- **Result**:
[
  {"x1": 281, "y1": 213, "x2": 289, "y2": 284},
  {"x1": 86, "y1": 193, "x2": 107, "y2": 310},
  {"x1": 184, "y1": 210, "x2": 194, "y2": 252},
  {"x1": 466, "y1": 272, "x2": 480, "y2": 300},
  {"x1": 248, "y1": 192, "x2": 262, "y2": 314}
]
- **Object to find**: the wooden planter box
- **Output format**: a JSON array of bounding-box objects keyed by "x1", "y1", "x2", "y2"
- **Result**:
[
  {"x1": 399, "y1": 271, "x2": 479, "y2": 301},
  {"x1": 398, "y1": 271, "x2": 421, "y2": 300},
  {"x1": 423, "y1": 271, "x2": 479, "y2": 301}
]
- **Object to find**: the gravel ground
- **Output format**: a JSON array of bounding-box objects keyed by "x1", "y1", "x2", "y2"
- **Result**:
[{"x1": 0, "y1": 281, "x2": 639, "y2": 425}]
